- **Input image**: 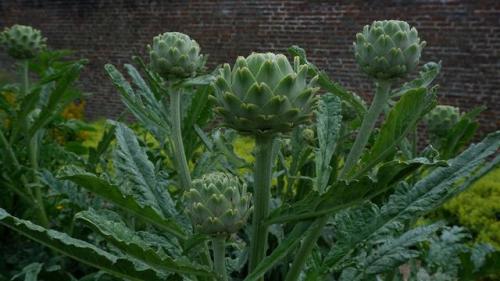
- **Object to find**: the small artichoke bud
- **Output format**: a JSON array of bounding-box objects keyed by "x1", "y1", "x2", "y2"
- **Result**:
[
  {"x1": 185, "y1": 172, "x2": 251, "y2": 236},
  {"x1": 211, "y1": 52, "x2": 319, "y2": 135},
  {"x1": 354, "y1": 20, "x2": 426, "y2": 80},
  {"x1": 424, "y1": 105, "x2": 461, "y2": 139},
  {"x1": 301, "y1": 128, "x2": 315, "y2": 145},
  {"x1": 148, "y1": 32, "x2": 205, "y2": 79},
  {"x1": 0, "y1": 25, "x2": 47, "y2": 60}
]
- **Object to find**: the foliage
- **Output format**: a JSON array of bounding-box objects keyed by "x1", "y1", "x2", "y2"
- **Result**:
[
  {"x1": 445, "y1": 168, "x2": 500, "y2": 249},
  {"x1": 0, "y1": 27, "x2": 92, "y2": 279},
  {"x1": 0, "y1": 21, "x2": 498, "y2": 281}
]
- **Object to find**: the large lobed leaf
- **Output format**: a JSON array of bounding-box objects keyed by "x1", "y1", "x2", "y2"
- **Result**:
[
  {"x1": 322, "y1": 132, "x2": 500, "y2": 273},
  {"x1": 266, "y1": 157, "x2": 443, "y2": 225},
  {"x1": 0, "y1": 208, "x2": 165, "y2": 281},
  {"x1": 112, "y1": 122, "x2": 178, "y2": 219},
  {"x1": 105, "y1": 64, "x2": 170, "y2": 141},
  {"x1": 338, "y1": 223, "x2": 443, "y2": 281},
  {"x1": 315, "y1": 93, "x2": 342, "y2": 193},
  {"x1": 75, "y1": 208, "x2": 214, "y2": 277},
  {"x1": 63, "y1": 173, "x2": 186, "y2": 240},
  {"x1": 29, "y1": 61, "x2": 86, "y2": 139}
]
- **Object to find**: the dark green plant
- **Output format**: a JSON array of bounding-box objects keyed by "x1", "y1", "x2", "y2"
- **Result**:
[
  {"x1": 0, "y1": 25, "x2": 92, "y2": 279},
  {"x1": 0, "y1": 22, "x2": 498, "y2": 281}
]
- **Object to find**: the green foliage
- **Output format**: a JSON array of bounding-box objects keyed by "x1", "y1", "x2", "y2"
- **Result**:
[
  {"x1": 1, "y1": 24, "x2": 498, "y2": 281},
  {"x1": 0, "y1": 208, "x2": 189, "y2": 281},
  {"x1": 445, "y1": 168, "x2": 500, "y2": 248}
]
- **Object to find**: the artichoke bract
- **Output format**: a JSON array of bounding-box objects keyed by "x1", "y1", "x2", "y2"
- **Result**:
[
  {"x1": 354, "y1": 20, "x2": 426, "y2": 80},
  {"x1": 424, "y1": 105, "x2": 461, "y2": 138},
  {"x1": 148, "y1": 32, "x2": 205, "y2": 79},
  {"x1": 185, "y1": 172, "x2": 251, "y2": 236},
  {"x1": 0, "y1": 25, "x2": 46, "y2": 60},
  {"x1": 212, "y1": 52, "x2": 319, "y2": 135}
]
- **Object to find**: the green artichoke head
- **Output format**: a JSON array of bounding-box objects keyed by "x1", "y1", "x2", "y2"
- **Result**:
[
  {"x1": 212, "y1": 52, "x2": 319, "y2": 136},
  {"x1": 301, "y1": 128, "x2": 315, "y2": 144},
  {"x1": 0, "y1": 25, "x2": 47, "y2": 60},
  {"x1": 148, "y1": 32, "x2": 205, "y2": 79},
  {"x1": 354, "y1": 20, "x2": 426, "y2": 80},
  {"x1": 185, "y1": 172, "x2": 251, "y2": 236},
  {"x1": 424, "y1": 105, "x2": 461, "y2": 138}
]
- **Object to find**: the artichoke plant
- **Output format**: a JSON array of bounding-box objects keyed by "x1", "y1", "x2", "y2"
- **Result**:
[
  {"x1": 0, "y1": 24, "x2": 47, "y2": 60},
  {"x1": 212, "y1": 52, "x2": 319, "y2": 136},
  {"x1": 148, "y1": 32, "x2": 205, "y2": 79},
  {"x1": 342, "y1": 20, "x2": 427, "y2": 178},
  {"x1": 184, "y1": 172, "x2": 251, "y2": 236},
  {"x1": 424, "y1": 105, "x2": 461, "y2": 138},
  {"x1": 354, "y1": 20, "x2": 426, "y2": 80}
]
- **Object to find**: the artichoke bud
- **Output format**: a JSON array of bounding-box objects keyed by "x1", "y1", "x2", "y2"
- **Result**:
[
  {"x1": 148, "y1": 32, "x2": 205, "y2": 79},
  {"x1": 301, "y1": 128, "x2": 315, "y2": 145},
  {"x1": 185, "y1": 172, "x2": 251, "y2": 236},
  {"x1": 0, "y1": 25, "x2": 46, "y2": 60},
  {"x1": 354, "y1": 20, "x2": 426, "y2": 80},
  {"x1": 212, "y1": 52, "x2": 319, "y2": 135},
  {"x1": 424, "y1": 105, "x2": 461, "y2": 138}
]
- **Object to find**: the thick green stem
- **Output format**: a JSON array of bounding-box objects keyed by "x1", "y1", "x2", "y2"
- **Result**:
[
  {"x1": 340, "y1": 80, "x2": 391, "y2": 179},
  {"x1": 23, "y1": 60, "x2": 49, "y2": 227},
  {"x1": 170, "y1": 88, "x2": 191, "y2": 190},
  {"x1": 29, "y1": 132, "x2": 49, "y2": 227},
  {"x1": 249, "y1": 134, "x2": 275, "y2": 275},
  {"x1": 22, "y1": 60, "x2": 29, "y2": 96},
  {"x1": 285, "y1": 215, "x2": 328, "y2": 281},
  {"x1": 9, "y1": 60, "x2": 30, "y2": 144},
  {"x1": 212, "y1": 236, "x2": 228, "y2": 281}
]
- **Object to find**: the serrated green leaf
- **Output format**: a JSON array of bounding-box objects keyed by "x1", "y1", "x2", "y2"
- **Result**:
[
  {"x1": 322, "y1": 132, "x2": 500, "y2": 273},
  {"x1": 315, "y1": 93, "x2": 342, "y2": 192},
  {"x1": 267, "y1": 157, "x2": 441, "y2": 225},
  {"x1": 112, "y1": 122, "x2": 178, "y2": 219},
  {"x1": 29, "y1": 62, "x2": 85, "y2": 138},
  {"x1": 75, "y1": 209, "x2": 214, "y2": 277},
  {"x1": 0, "y1": 208, "x2": 165, "y2": 281},
  {"x1": 340, "y1": 223, "x2": 443, "y2": 281},
  {"x1": 63, "y1": 173, "x2": 186, "y2": 240},
  {"x1": 105, "y1": 64, "x2": 170, "y2": 141}
]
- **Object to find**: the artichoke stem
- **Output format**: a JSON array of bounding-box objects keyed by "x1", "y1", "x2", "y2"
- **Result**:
[
  {"x1": 285, "y1": 216, "x2": 328, "y2": 281},
  {"x1": 170, "y1": 88, "x2": 192, "y2": 190},
  {"x1": 23, "y1": 60, "x2": 48, "y2": 227},
  {"x1": 340, "y1": 80, "x2": 391, "y2": 179},
  {"x1": 212, "y1": 236, "x2": 228, "y2": 281},
  {"x1": 249, "y1": 134, "x2": 275, "y2": 275},
  {"x1": 29, "y1": 131, "x2": 49, "y2": 227},
  {"x1": 9, "y1": 60, "x2": 30, "y2": 144},
  {"x1": 22, "y1": 59, "x2": 29, "y2": 96}
]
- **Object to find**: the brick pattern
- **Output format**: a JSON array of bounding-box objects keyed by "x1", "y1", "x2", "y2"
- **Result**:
[{"x1": 0, "y1": 0, "x2": 498, "y2": 135}]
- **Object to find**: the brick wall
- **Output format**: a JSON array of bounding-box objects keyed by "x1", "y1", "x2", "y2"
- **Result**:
[{"x1": 0, "y1": 0, "x2": 499, "y2": 135}]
